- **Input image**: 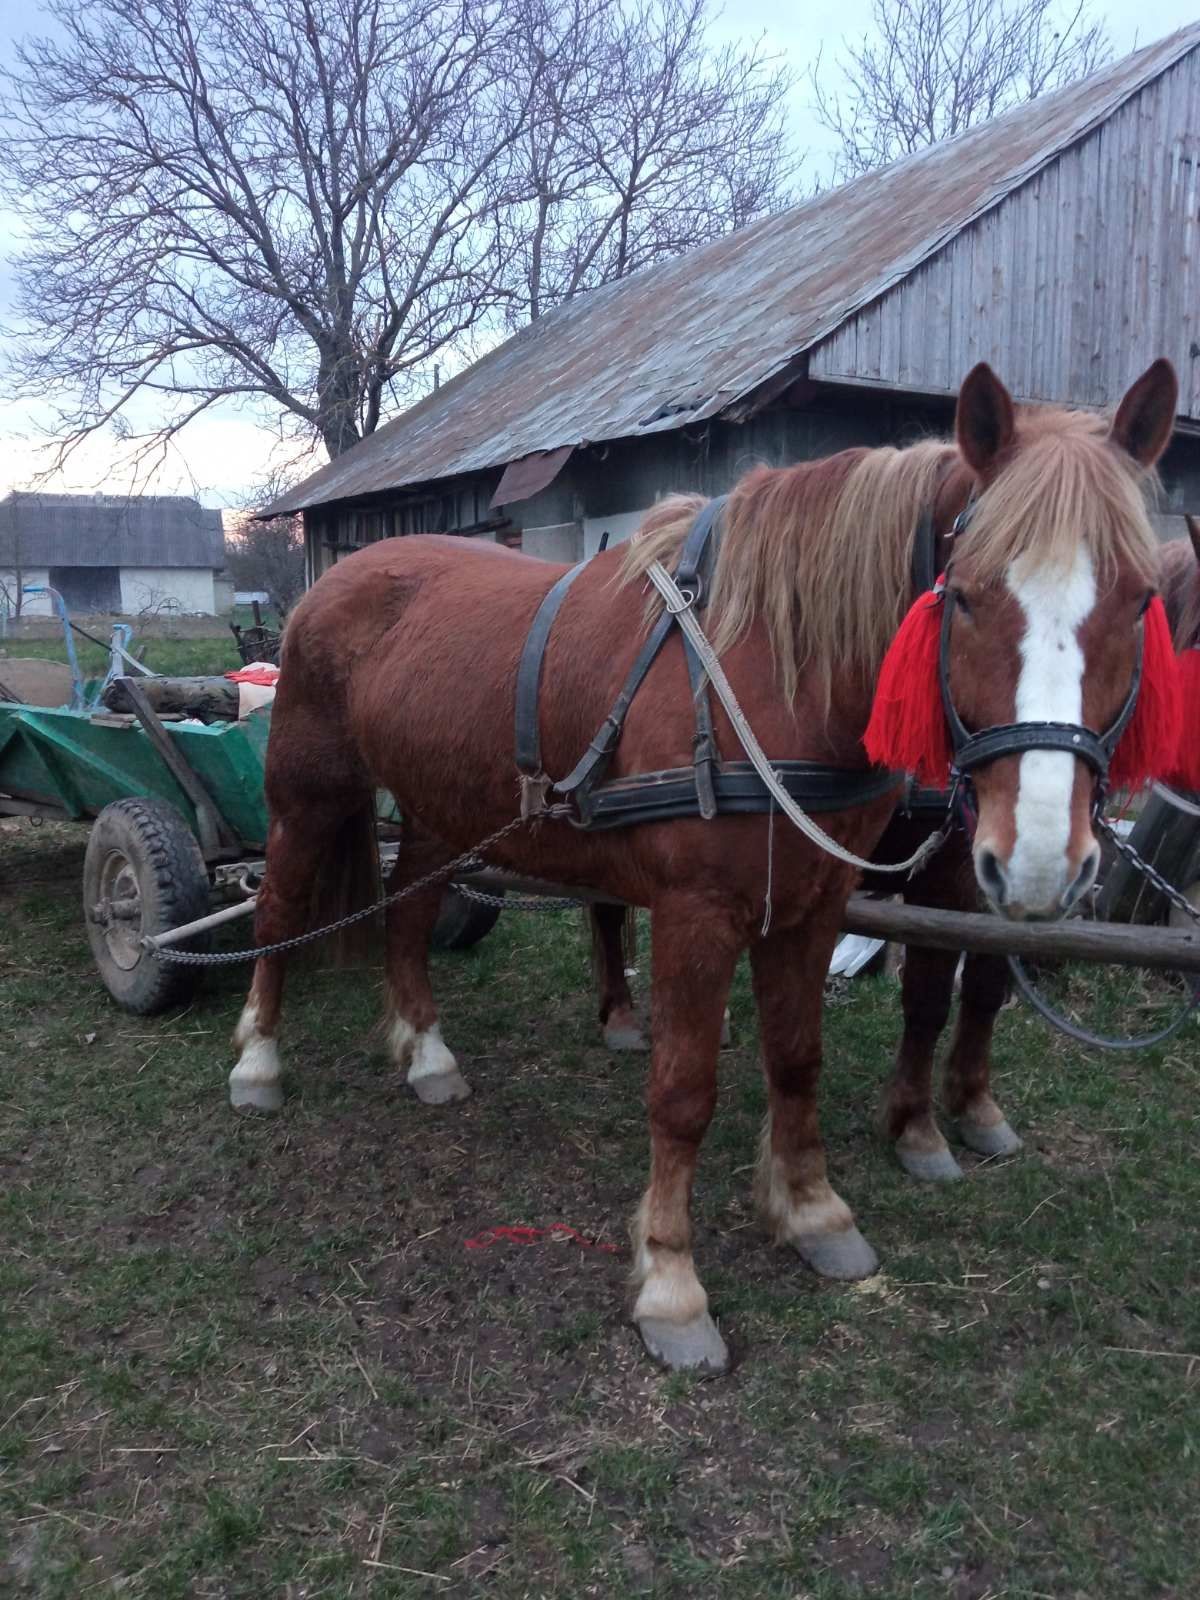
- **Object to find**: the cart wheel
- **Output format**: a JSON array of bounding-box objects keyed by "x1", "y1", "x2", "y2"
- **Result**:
[
  {"x1": 431, "y1": 886, "x2": 503, "y2": 951},
  {"x1": 83, "y1": 797, "x2": 212, "y2": 1014}
]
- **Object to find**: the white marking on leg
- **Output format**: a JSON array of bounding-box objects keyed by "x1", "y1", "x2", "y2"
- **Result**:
[
  {"x1": 405, "y1": 1022, "x2": 460, "y2": 1087},
  {"x1": 1005, "y1": 548, "x2": 1095, "y2": 910},
  {"x1": 630, "y1": 1196, "x2": 708, "y2": 1325},
  {"x1": 754, "y1": 1119, "x2": 852, "y2": 1243},
  {"x1": 389, "y1": 1013, "x2": 471, "y2": 1101},
  {"x1": 229, "y1": 1000, "x2": 282, "y2": 1109}
]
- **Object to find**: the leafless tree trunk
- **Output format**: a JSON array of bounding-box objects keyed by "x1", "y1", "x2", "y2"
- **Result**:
[
  {"x1": 811, "y1": 0, "x2": 1110, "y2": 179},
  {"x1": 504, "y1": 0, "x2": 794, "y2": 325},
  {"x1": 0, "y1": 0, "x2": 537, "y2": 464},
  {"x1": 0, "y1": 0, "x2": 796, "y2": 471}
]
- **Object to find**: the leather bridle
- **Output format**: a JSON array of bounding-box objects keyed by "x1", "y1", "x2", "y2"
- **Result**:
[{"x1": 931, "y1": 502, "x2": 1146, "y2": 810}]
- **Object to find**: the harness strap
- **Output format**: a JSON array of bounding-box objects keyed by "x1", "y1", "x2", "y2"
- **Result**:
[
  {"x1": 577, "y1": 759, "x2": 900, "y2": 830},
  {"x1": 515, "y1": 557, "x2": 590, "y2": 781},
  {"x1": 554, "y1": 496, "x2": 727, "y2": 805},
  {"x1": 683, "y1": 632, "x2": 719, "y2": 820}
]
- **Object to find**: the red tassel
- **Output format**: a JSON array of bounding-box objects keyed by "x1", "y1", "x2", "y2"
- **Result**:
[
  {"x1": 1108, "y1": 596, "x2": 1181, "y2": 792},
  {"x1": 864, "y1": 590, "x2": 951, "y2": 786},
  {"x1": 1165, "y1": 647, "x2": 1200, "y2": 791}
]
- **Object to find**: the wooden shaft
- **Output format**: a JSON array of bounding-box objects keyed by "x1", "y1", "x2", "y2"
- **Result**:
[
  {"x1": 457, "y1": 875, "x2": 1200, "y2": 971},
  {"x1": 841, "y1": 893, "x2": 1200, "y2": 973}
]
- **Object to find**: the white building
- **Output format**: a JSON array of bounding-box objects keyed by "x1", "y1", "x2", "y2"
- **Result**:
[{"x1": 0, "y1": 492, "x2": 226, "y2": 617}]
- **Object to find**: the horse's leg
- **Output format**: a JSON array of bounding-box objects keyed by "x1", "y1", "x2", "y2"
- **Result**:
[
  {"x1": 751, "y1": 907, "x2": 879, "y2": 1280},
  {"x1": 944, "y1": 954, "x2": 1023, "y2": 1157},
  {"x1": 384, "y1": 828, "x2": 471, "y2": 1105},
  {"x1": 230, "y1": 793, "x2": 363, "y2": 1111},
  {"x1": 880, "y1": 941, "x2": 965, "y2": 1182},
  {"x1": 594, "y1": 903, "x2": 730, "y2": 1053},
  {"x1": 592, "y1": 904, "x2": 646, "y2": 1052},
  {"x1": 631, "y1": 901, "x2": 738, "y2": 1371},
  {"x1": 878, "y1": 830, "x2": 982, "y2": 1182}
]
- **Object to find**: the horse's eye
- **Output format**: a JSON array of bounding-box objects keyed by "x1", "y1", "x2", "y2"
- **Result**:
[{"x1": 952, "y1": 588, "x2": 972, "y2": 617}]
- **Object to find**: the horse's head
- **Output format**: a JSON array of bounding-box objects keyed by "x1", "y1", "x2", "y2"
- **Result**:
[{"x1": 943, "y1": 360, "x2": 1178, "y2": 920}]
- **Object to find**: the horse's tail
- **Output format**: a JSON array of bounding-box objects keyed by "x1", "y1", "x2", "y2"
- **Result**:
[{"x1": 303, "y1": 798, "x2": 383, "y2": 967}]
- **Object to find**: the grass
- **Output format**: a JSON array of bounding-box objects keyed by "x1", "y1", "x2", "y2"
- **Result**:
[
  {"x1": 2, "y1": 818, "x2": 1198, "y2": 1597},
  {"x1": 2, "y1": 632, "x2": 242, "y2": 680}
]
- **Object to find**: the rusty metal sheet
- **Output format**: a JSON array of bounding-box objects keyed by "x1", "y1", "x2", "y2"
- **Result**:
[
  {"x1": 266, "y1": 25, "x2": 1200, "y2": 516},
  {"x1": 489, "y1": 444, "x2": 574, "y2": 509}
]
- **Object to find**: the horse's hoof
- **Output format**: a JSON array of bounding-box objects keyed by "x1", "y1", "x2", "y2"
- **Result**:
[
  {"x1": 896, "y1": 1143, "x2": 963, "y2": 1182},
  {"x1": 410, "y1": 1069, "x2": 472, "y2": 1105},
  {"x1": 637, "y1": 1312, "x2": 729, "y2": 1372},
  {"x1": 957, "y1": 1117, "x2": 1022, "y2": 1158},
  {"x1": 229, "y1": 1079, "x2": 283, "y2": 1113},
  {"x1": 604, "y1": 1022, "x2": 648, "y2": 1052},
  {"x1": 794, "y1": 1225, "x2": 879, "y2": 1280}
]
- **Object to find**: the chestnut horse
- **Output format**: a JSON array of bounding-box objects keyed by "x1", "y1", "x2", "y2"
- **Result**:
[
  {"x1": 590, "y1": 518, "x2": 1200, "y2": 1186},
  {"x1": 231, "y1": 361, "x2": 1177, "y2": 1370}
]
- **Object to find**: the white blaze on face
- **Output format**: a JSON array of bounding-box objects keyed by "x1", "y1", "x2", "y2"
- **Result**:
[{"x1": 1005, "y1": 546, "x2": 1096, "y2": 910}]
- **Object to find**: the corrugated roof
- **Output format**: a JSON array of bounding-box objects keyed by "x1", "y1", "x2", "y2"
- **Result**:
[
  {"x1": 268, "y1": 24, "x2": 1200, "y2": 516},
  {"x1": 0, "y1": 492, "x2": 225, "y2": 569}
]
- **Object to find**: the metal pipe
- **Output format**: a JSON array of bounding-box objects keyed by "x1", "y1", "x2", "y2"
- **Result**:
[{"x1": 146, "y1": 895, "x2": 257, "y2": 949}]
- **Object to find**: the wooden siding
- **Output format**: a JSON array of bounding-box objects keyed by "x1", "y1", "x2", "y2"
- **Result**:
[{"x1": 809, "y1": 53, "x2": 1200, "y2": 420}]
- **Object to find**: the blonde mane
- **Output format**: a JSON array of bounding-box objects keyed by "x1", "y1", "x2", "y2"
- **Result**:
[
  {"x1": 621, "y1": 405, "x2": 1160, "y2": 706},
  {"x1": 952, "y1": 410, "x2": 1159, "y2": 590}
]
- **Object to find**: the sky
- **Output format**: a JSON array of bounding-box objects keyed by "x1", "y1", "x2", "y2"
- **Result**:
[{"x1": 0, "y1": 0, "x2": 1196, "y2": 509}]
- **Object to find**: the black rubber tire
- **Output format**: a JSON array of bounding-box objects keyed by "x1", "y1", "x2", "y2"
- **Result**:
[
  {"x1": 83, "y1": 797, "x2": 213, "y2": 1014},
  {"x1": 431, "y1": 886, "x2": 503, "y2": 951}
]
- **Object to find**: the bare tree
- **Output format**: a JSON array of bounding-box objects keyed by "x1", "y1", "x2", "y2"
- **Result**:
[
  {"x1": 812, "y1": 0, "x2": 1110, "y2": 179},
  {"x1": 505, "y1": 0, "x2": 795, "y2": 323},
  {"x1": 224, "y1": 514, "x2": 307, "y2": 619},
  {"x1": 0, "y1": 0, "x2": 796, "y2": 471},
  {"x1": 0, "y1": 0, "x2": 537, "y2": 464}
]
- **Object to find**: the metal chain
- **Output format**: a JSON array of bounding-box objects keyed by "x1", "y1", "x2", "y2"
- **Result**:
[
  {"x1": 1095, "y1": 813, "x2": 1200, "y2": 926},
  {"x1": 1007, "y1": 810, "x2": 1200, "y2": 1052},
  {"x1": 454, "y1": 883, "x2": 584, "y2": 913},
  {"x1": 147, "y1": 810, "x2": 569, "y2": 967}
]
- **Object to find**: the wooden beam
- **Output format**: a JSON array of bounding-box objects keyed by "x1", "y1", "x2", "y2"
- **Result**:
[
  {"x1": 841, "y1": 894, "x2": 1200, "y2": 973},
  {"x1": 457, "y1": 874, "x2": 1200, "y2": 972}
]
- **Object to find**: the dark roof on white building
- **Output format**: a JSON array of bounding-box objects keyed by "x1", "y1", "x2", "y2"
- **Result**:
[{"x1": 0, "y1": 493, "x2": 224, "y2": 568}]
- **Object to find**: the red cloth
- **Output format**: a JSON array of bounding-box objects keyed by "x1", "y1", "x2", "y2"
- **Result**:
[{"x1": 225, "y1": 665, "x2": 281, "y2": 687}]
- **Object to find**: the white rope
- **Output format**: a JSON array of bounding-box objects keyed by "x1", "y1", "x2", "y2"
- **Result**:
[{"x1": 646, "y1": 560, "x2": 947, "y2": 877}]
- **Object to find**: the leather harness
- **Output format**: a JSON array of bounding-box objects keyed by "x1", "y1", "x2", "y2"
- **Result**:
[
  {"x1": 513, "y1": 495, "x2": 1147, "y2": 833},
  {"x1": 514, "y1": 496, "x2": 902, "y2": 829}
]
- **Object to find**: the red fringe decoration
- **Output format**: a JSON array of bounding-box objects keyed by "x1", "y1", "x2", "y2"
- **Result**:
[
  {"x1": 864, "y1": 591, "x2": 1183, "y2": 793},
  {"x1": 1165, "y1": 647, "x2": 1200, "y2": 791},
  {"x1": 1109, "y1": 596, "x2": 1180, "y2": 792},
  {"x1": 863, "y1": 590, "x2": 951, "y2": 786}
]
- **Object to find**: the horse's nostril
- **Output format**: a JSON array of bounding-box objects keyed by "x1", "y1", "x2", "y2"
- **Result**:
[
  {"x1": 976, "y1": 846, "x2": 1008, "y2": 904},
  {"x1": 1063, "y1": 844, "x2": 1101, "y2": 910}
]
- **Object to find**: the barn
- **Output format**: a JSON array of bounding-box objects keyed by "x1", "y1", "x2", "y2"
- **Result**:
[
  {"x1": 0, "y1": 492, "x2": 227, "y2": 618},
  {"x1": 266, "y1": 23, "x2": 1200, "y2": 574}
]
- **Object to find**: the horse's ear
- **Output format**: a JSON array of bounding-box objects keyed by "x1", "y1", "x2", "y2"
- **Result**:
[
  {"x1": 1110, "y1": 359, "x2": 1178, "y2": 467},
  {"x1": 1185, "y1": 513, "x2": 1200, "y2": 565},
  {"x1": 955, "y1": 363, "x2": 1015, "y2": 476}
]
